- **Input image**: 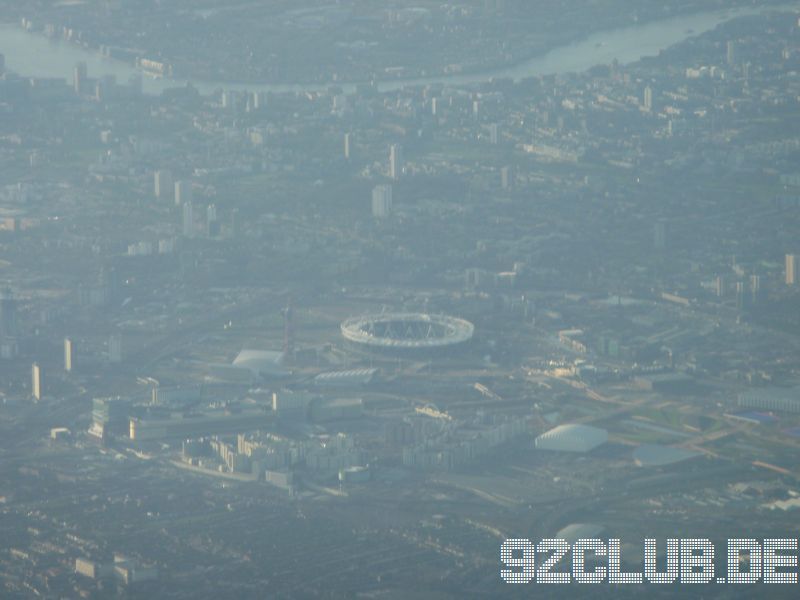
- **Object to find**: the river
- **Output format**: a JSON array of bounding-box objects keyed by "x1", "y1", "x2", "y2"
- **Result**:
[{"x1": 0, "y1": 4, "x2": 797, "y2": 96}]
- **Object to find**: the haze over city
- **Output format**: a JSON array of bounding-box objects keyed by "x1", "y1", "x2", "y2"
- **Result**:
[{"x1": 1, "y1": 1, "x2": 800, "y2": 598}]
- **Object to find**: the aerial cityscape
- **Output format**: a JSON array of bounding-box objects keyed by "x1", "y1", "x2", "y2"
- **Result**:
[{"x1": 1, "y1": 0, "x2": 800, "y2": 597}]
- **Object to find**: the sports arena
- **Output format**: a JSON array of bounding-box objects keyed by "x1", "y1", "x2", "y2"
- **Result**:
[{"x1": 340, "y1": 313, "x2": 474, "y2": 354}]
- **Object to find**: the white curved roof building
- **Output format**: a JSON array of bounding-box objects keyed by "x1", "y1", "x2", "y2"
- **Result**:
[
  {"x1": 232, "y1": 349, "x2": 286, "y2": 375},
  {"x1": 556, "y1": 524, "x2": 605, "y2": 544},
  {"x1": 535, "y1": 424, "x2": 608, "y2": 453},
  {"x1": 633, "y1": 444, "x2": 701, "y2": 467}
]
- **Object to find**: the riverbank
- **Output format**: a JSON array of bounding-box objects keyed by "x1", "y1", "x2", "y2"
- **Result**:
[{"x1": 1, "y1": 2, "x2": 798, "y2": 96}]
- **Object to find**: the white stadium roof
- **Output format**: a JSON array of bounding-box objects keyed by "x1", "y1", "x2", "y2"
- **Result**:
[{"x1": 340, "y1": 313, "x2": 474, "y2": 350}]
